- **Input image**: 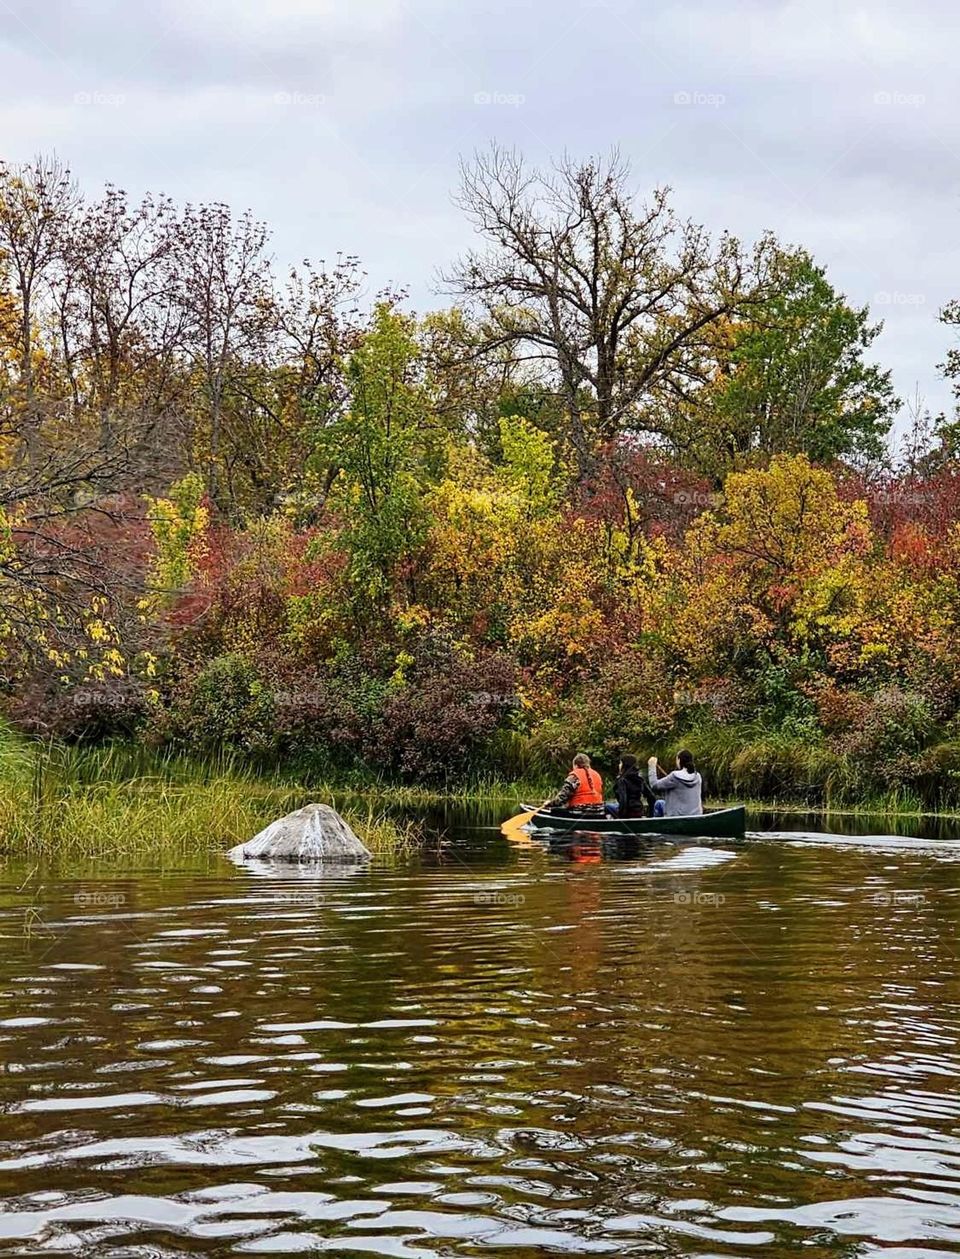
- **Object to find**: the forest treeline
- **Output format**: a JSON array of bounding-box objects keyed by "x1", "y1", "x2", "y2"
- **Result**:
[{"x1": 3, "y1": 148, "x2": 960, "y2": 806}]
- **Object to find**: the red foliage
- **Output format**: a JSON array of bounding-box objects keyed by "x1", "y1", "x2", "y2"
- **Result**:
[
  {"x1": 889, "y1": 522, "x2": 939, "y2": 574},
  {"x1": 845, "y1": 463, "x2": 960, "y2": 539},
  {"x1": 803, "y1": 678, "x2": 869, "y2": 735},
  {"x1": 163, "y1": 522, "x2": 346, "y2": 653},
  {"x1": 12, "y1": 491, "x2": 154, "y2": 589},
  {"x1": 576, "y1": 440, "x2": 718, "y2": 538},
  {"x1": 379, "y1": 650, "x2": 520, "y2": 779}
]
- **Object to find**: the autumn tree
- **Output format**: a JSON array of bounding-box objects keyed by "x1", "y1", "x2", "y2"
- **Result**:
[
  {"x1": 938, "y1": 295, "x2": 960, "y2": 465},
  {"x1": 319, "y1": 302, "x2": 439, "y2": 612},
  {"x1": 0, "y1": 161, "x2": 192, "y2": 692},
  {"x1": 0, "y1": 155, "x2": 77, "y2": 466},
  {"x1": 171, "y1": 202, "x2": 273, "y2": 509},
  {"x1": 709, "y1": 453, "x2": 870, "y2": 579},
  {"x1": 243, "y1": 256, "x2": 366, "y2": 518},
  {"x1": 54, "y1": 185, "x2": 185, "y2": 459},
  {"x1": 670, "y1": 250, "x2": 898, "y2": 477},
  {"x1": 446, "y1": 145, "x2": 776, "y2": 481}
]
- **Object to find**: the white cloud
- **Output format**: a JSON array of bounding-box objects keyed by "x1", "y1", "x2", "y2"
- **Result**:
[{"x1": 164, "y1": 0, "x2": 406, "y2": 39}]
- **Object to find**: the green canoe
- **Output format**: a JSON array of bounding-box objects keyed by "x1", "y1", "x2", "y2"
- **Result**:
[{"x1": 521, "y1": 804, "x2": 747, "y2": 840}]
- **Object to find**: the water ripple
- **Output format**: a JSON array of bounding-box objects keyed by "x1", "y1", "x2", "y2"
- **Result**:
[{"x1": 1, "y1": 830, "x2": 959, "y2": 1255}]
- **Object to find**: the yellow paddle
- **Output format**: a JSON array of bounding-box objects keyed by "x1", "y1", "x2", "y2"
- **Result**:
[{"x1": 500, "y1": 801, "x2": 548, "y2": 838}]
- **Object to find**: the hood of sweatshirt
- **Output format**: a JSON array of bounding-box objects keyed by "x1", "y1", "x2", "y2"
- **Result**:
[{"x1": 673, "y1": 769, "x2": 701, "y2": 787}]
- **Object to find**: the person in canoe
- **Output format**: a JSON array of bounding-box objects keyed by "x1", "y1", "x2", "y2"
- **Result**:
[
  {"x1": 647, "y1": 750, "x2": 703, "y2": 817},
  {"x1": 607, "y1": 754, "x2": 657, "y2": 818},
  {"x1": 543, "y1": 752, "x2": 605, "y2": 819}
]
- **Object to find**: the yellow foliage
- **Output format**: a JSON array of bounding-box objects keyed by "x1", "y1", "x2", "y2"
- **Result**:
[
  {"x1": 143, "y1": 473, "x2": 209, "y2": 610},
  {"x1": 703, "y1": 453, "x2": 871, "y2": 575}
]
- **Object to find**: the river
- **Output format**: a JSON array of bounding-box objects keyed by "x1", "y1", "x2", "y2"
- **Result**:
[{"x1": 1, "y1": 808, "x2": 959, "y2": 1256}]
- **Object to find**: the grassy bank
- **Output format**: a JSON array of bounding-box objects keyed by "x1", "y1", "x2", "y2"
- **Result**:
[
  {"x1": 4, "y1": 727, "x2": 959, "y2": 865},
  {"x1": 666, "y1": 722, "x2": 960, "y2": 817},
  {"x1": 731, "y1": 796, "x2": 960, "y2": 820},
  {"x1": 6, "y1": 738, "x2": 549, "y2": 803},
  {"x1": 0, "y1": 735, "x2": 423, "y2": 862}
]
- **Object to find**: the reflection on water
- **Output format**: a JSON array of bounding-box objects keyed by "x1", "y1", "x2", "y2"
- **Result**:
[{"x1": 1, "y1": 812, "x2": 960, "y2": 1256}]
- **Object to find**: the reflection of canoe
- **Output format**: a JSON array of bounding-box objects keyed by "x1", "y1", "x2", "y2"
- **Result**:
[{"x1": 520, "y1": 804, "x2": 747, "y2": 840}]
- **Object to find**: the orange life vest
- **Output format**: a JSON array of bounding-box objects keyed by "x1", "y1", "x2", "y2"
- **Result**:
[{"x1": 569, "y1": 765, "x2": 604, "y2": 806}]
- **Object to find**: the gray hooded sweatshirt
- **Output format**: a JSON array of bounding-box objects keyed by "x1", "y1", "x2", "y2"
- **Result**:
[{"x1": 648, "y1": 760, "x2": 703, "y2": 817}]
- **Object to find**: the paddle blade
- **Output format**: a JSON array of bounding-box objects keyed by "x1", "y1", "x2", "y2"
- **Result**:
[{"x1": 501, "y1": 808, "x2": 537, "y2": 837}]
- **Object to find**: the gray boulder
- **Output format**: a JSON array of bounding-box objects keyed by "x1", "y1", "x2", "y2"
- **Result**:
[{"x1": 228, "y1": 803, "x2": 371, "y2": 863}]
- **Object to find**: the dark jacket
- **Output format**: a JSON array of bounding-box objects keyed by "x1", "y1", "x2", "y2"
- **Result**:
[{"x1": 615, "y1": 767, "x2": 656, "y2": 817}]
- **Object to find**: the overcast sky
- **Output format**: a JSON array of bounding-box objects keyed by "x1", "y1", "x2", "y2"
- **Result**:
[{"x1": 1, "y1": 0, "x2": 958, "y2": 434}]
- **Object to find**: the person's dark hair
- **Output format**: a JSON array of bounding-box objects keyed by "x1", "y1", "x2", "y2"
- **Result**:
[
  {"x1": 619, "y1": 754, "x2": 638, "y2": 772},
  {"x1": 677, "y1": 749, "x2": 695, "y2": 772},
  {"x1": 573, "y1": 752, "x2": 591, "y2": 769}
]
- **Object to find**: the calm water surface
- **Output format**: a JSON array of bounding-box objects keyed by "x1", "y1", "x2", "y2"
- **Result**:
[{"x1": 1, "y1": 810, "x2": 960, "y2": 1256}]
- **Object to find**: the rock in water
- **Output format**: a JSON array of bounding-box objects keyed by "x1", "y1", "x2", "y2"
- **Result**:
[{"x1": 228, "y1": 803, "x2": 371, "y2": 863}]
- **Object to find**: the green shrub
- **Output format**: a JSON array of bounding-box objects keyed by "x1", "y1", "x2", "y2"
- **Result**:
[
  {"x1": 845, "y1": 687, "x2": 936, "y2": 760},
  {"x1": 841, "y1": 687, "x2": 939, "y2": 792},
  {"x1": 910, "y1": 742, "x2": 960, "y2": 809},
  {"x1": 518, "y1": 718, "x2": 581, "y2": 777},
  {"x1": 681, "y1": 722, "x2": 756, "y2": 796},
  {"x1": 675, "y1": 722, "x2": 852, "y2": 804},
  {"x1": 521, "y1": 649, "x2": 677, "y2": 776},
  {"x1": 154, "y1": 654, "x2": 278, "y2": 756}
]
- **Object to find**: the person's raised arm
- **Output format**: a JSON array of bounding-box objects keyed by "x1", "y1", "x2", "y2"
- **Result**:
[{"x1": 648, "y1": 756, "x2": 676, "y2": 791}]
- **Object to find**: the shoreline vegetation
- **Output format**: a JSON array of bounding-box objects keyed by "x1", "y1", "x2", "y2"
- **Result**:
[
  {"x1": 0, "y1": 735, "x2": 422, "y2": 861},
  {"x1": 4, "y1": 154, "x2": 960, "y2": 830},
  {"x1": 1, "y1": 732, "x2": 957, "y2": 863}
]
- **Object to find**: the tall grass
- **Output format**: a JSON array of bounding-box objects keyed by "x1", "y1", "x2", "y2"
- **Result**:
[
  {"x1": 8, "y1": 718, "x2": 955, "y2": 865},
  {"x1": 19, "y1": 738, "x2": 547, "y2": 801},
  {"x1": 0, "y1": 731, "x2": 420, "y2": 862},
  {"x1": 679, "y1": 722, "x2": 960, "y2": 815}
]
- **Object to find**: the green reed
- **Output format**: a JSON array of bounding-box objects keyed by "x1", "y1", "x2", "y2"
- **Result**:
[{"x1": 0, "y1": 731, "x2": 420, "y2": 861}]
